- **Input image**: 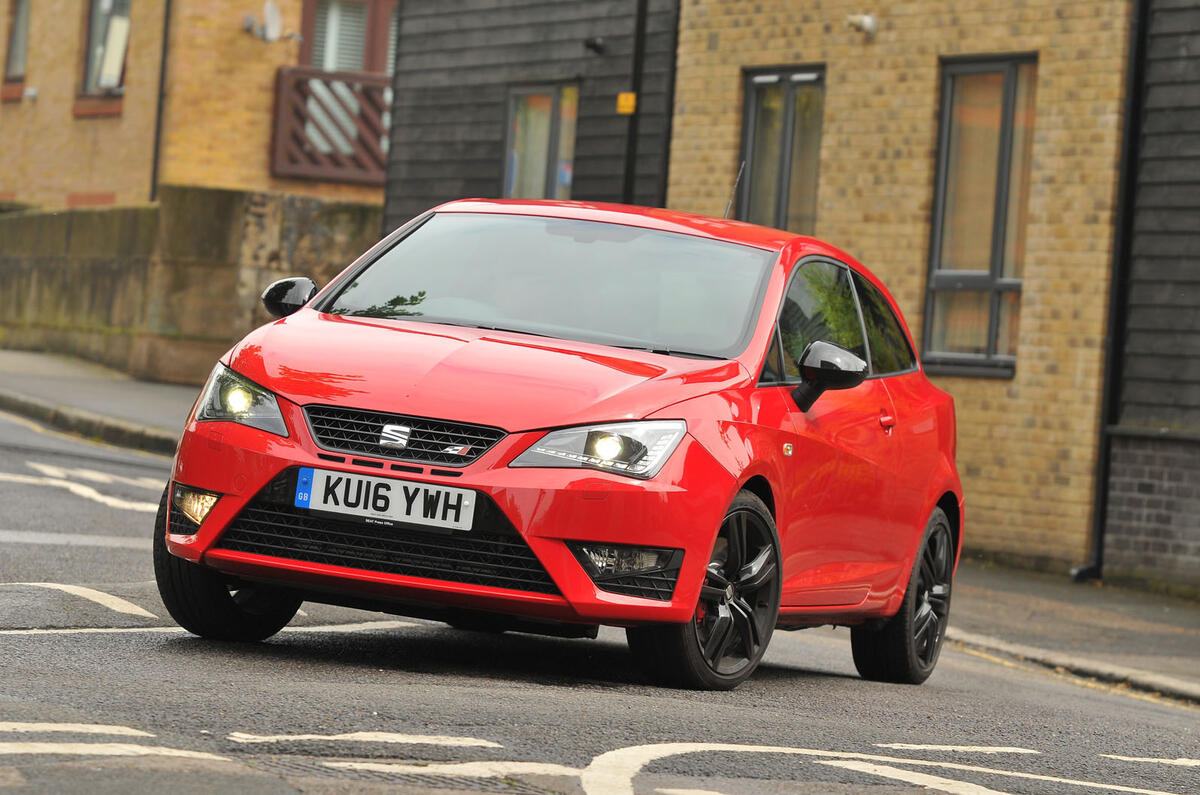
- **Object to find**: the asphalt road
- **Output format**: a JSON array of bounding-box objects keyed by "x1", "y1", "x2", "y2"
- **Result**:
[{"x1": 0, "y1": 409, "x2": 1197, "y2": 795}]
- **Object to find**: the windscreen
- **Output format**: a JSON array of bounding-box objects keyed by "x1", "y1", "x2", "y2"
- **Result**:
[{"x1": 324, "y1": 213, "x2": 776, "y2": 359}]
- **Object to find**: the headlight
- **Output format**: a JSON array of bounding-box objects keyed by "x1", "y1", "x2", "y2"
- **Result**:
[
  {"x1": 510, "y1": 420, "x2": 686, "y2": 479},
  {"x1": 195, "y1": 364, "x2": 288, "y2": 437}
]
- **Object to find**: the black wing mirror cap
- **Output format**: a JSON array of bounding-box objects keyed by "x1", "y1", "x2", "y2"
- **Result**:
[
  {"x1": 262, "y1": 277, "x2": 318, "y2": 318},
  {"x1": 791, "y1": 340, "x2": 869, "y2": 412}
]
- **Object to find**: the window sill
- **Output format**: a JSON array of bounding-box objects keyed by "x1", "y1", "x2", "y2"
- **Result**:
[
  {"x1": 1, "y1": 80, "x2": 24, "y2": 103},
  {"x1": 923, "y1": 361, "x2": 1015, "y2": 380},
  {"x1": 73, "y1": 95, "x2": 123, "y2": 118}
]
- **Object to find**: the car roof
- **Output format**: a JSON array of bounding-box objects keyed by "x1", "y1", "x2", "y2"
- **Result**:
[{"x1": 432, "y1": 198, "x2": 801, "y2": 252}]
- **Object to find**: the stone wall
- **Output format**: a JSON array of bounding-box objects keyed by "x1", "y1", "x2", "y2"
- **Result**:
[
  {"x1": 0, "y1": 186, "x2": 381, "y2": 385},
  {"x1": 666, "y1": 0, "x2": 1131, "y2": 569}
]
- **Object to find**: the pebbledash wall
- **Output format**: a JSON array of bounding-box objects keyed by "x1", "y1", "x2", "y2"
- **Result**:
[
  {"x1": 0, "y1": 0, "x2": 381, "y2": 210},
  {"x1": 0, "y1": 186, "x2": 380, "y2": 385},
  {"x1": 666, "y1": 0, "x2": 1132, "y2": 569}
]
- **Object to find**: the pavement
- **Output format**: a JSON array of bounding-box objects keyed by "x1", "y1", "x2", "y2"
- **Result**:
[{"x1": 2, "y1": 347, "x2": 1198, "y2": 706}]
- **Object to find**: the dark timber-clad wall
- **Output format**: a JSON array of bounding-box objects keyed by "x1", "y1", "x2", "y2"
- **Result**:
[
  {"x1": 1103, "y1": 0, "x2": 1200, "y2": 592},
  {"x1": 383, "y1": 0, "x2": 679, "y2": 232}
]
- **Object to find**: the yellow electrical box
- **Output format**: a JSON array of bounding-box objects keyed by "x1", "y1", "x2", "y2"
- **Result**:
[{"x1": 616, "y1": 92, "x2": 637, "y2": 115}]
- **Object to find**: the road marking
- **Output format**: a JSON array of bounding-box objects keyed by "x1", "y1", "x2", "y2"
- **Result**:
[
  {"x1": 876, "y1": 744, "x2": 1039, "y2": 754},
  {"x1": 0, "y1": 409, "x2": 170, "y2": 461},
  {"x1": 577, "y1": 743, "x2": 1185, "y2": 795},
  {"x1": 656, "y1": 789, "x2": 730, "y2": 795},
  {"x1": 817, "y1": 759, "x2": 1010, "y2": 794},
  {"x1": 0, "y1": 530, "x2": 150, "y2": 551},
  {"x1": 0, "y1": 472, "x2": 157, "y2": 512},
  {"x1": 229, "y1": 731, "x2": 499, "y2": 747},
  {"x1": 14, "y1": 583, "x2": 157, "y2": 618},
  {"x1": 1102, "y1": 755, "x2": 1200, "y2": 767},
  {"x1": 326, "y1": 760, "x2": 583, "y2": 778},
  {"x1": 26, "y1": 461, "x2": 162, "y2": 491},
  {"x1": 0, "y1": 619, "x2": 412, "y2": 637},
  {"x1": 0, "y1": 723, "x2": 153, "y2": 737},
  {"x1": 0, "y1": 742, "x2": 225, "y2": 761}
]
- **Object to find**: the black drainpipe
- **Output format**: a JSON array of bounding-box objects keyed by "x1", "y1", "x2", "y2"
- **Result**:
[
  {"x1": 1071, "y1": 0, "x2": 1148, "y2": 583},
  {"x1": 149, "y1": 0, "x2": 173, "y2": 202},
  {"x1": 621, "y1": 0, "x2": 648, "y2": 205}
]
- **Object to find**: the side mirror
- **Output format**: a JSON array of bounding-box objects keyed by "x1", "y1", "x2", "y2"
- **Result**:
[
  {"x1": 791, "y1": 340, "x2": 869, "y2": 412},
  {"x1": 261, "y1": 277, "x2": 317, "y2": 318}
]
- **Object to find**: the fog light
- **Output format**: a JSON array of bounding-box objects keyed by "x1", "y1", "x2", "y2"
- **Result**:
[
  {"x1": 573, "y1": 543, "x2": 675, "y2": 577},
  {"x1": 172, "y1": 484, "x2": 220, "y2": 527}
]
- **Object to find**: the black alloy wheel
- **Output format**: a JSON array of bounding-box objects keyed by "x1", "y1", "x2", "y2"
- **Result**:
[
  {"x1": 153, "y1": 488, "x2": 302, "y2": 642},
  {"x1": 851, "y1": 507, "x2": 954, "y2": 684},
  {"x1": 627, "y1": 491, "x2": 781, "y2": 690}
]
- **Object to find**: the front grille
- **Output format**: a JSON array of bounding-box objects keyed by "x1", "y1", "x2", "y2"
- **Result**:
[
  {"x1": 594, "y1": 568, "x2": 681, "y2": 601},
  {"x1": 214, "y1": 470, "x2": 558, "y2": 595},
  {"x1": 304, "y1": 405, "x2": 506, "y2": 467}
]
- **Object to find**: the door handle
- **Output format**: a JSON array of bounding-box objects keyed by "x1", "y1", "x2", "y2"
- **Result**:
[{"x1": 879, "y1": 410, "x2": 896, "y2": 432}]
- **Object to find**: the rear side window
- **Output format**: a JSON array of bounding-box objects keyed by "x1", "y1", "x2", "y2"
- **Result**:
[
  {"x1": 778, "y1": 260, "x2": 866, "y2": 378},
  {"x1": 852, "y1": 272, "x2": 917, "y2": 375}
]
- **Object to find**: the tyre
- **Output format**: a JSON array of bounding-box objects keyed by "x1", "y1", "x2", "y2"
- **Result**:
[
  {"x1": 627, "y1": 490, "x2": 781, "y2": 690},
  {"x1": 851, "y1": 507, "x2": 954, "y2": 685},
  {"x1": 153, "y1": 487, "x2": 302, "y2": 641}
]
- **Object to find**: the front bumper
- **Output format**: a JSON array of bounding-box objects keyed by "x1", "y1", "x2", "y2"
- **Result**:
[{"x1": 168, "y1": 396, "x2": 737, "y2": 626}]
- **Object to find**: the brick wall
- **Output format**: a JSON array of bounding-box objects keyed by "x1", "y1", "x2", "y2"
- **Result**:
[
  {"x1": 0, "y1": 0, "x2": 166, "y2": 208},
  {"x1": 0, "y1": 1, "x2": 382, "y2": 210},
  {"x1": 668, "y1": 0, "x2": 1131, "y2": 568},
  {"x1": 158, "y1": 0, "x2": 382, "y2": 205},
  {"x1": 1105, "y1": 435, "x2": 1200, "y2": 594}
]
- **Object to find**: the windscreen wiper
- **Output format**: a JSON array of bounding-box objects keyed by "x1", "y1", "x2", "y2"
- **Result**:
[{"x1": 613, "y1": 345, "x2": 726, "y2": 360}]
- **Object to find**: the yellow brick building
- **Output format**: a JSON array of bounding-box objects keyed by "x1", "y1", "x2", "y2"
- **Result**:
[
  {"x1": 666, "y1": 0, "x2": 1131, "y2": 568},
  {"x1": 0, "y1": 0, "x2": 390, "y2": 209}
]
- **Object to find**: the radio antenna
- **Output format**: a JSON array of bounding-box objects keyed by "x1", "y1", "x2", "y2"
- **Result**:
[{"x1": 724, "y1": 160, "x2": 746, "y2": 219}]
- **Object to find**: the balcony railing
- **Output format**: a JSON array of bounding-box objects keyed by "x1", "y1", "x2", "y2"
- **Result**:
[{"x1": 271, "y1": 66, "x2": 392, "y2": 186}]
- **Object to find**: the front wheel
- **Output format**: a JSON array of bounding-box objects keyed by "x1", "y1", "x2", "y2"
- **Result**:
[
  {"x1": 850, "y1": 507, "x2": 954, "y2": 684},
  {"x1": 153, "y1": 488, "x2": 301, "y2": 641},
  {"x1": 627, "y1": 491, "x2": 781, "y2": 690}
]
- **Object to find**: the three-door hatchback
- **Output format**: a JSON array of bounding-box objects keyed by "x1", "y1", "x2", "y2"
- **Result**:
[{"x1": 156, "y1": 200, "x2": 963, "y2": 690}]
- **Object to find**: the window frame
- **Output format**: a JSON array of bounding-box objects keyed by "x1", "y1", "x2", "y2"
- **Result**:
[
  {"x1": 3, "y1": 0, "x2": 30, "y2": 99},
  {"x1": 922, "y1": 54, "x2": 1037, "y2": 379},
  {"x1": 738, "y1": 65, "x2": 826, "y2": 234},
  {"x1": 501, "y1": 83, "x2": 578, "y2": 200},
  {"x1": 299, "y1": 0, "x2": 400, "y2": 74},
  {"x1": 759, "y1": 255, "x2": 877, "y2": 386}
]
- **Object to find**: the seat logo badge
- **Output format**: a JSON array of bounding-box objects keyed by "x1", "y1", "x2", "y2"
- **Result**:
[
  {"x1": 379, "y1": 424, "x2": 412, "y2": 449},
  {"x1": 783, "y1": 443, "x2": 794, "y2": 457}
]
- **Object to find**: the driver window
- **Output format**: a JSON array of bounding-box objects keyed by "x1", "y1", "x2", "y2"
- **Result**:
[{"x1": 778, "y1": 260, "x2": 866, "y2": 379}]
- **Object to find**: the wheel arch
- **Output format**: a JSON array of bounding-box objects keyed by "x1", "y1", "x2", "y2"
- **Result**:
[{"x1": 739, "y1": 474, "x2": 776, "y2": 520}]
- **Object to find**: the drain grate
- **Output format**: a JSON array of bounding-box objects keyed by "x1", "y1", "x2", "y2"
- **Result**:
[{"x1": 247, "y1": 755, "x2": 562, "y2": 793}]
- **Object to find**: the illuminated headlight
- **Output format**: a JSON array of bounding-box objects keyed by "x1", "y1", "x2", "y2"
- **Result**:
[
  {"x1": 172, "y1": 484, "x2": 220, "y2": 527},
  {"x1": 195, "y1": 364, "x2": 288, "y2": 437},
  {"x1": 510, "y1": 421, "x2": 686, "y2": 479}
]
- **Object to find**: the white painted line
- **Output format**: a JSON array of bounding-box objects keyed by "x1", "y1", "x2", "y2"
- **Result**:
[
  {"x1": 228, "y1": 730, "x2": 499, "y2": 748},
  {"x1": 0, "y1": 472, "x2": 157, "y2": 512},
  {"x1": 0, "y1": 723, "x2": 153, "y2": 738},
  {"x1": 26, "y1": 462, "x2": 163, "y2": 491},
  {"x1": 0, "y1": 529, "x2": 150, "y2": 551},
  {"x1": 817, "y1": 759, "x2": 1011, "y2": 794},
  {"x1": 1102, "y1": 755, "x2": 1200, "y2": 767},
  {"x1": 326, "y1": 760, "x2": 582, "y2": 778},
  {"x1": 577, "y1": 743, "x2": 1185, "y2": 795},
  {"x1": 284, "y1": 620, "x2": 414, "y2": 633},
  {"x1": 876, "y1": 744, "x2": 1039, "y2": 754},
  {"x1": 0, "y1": 742, "x2": 225, "y2": 761},
  {"x1": 0, "y1": 620, "x2": 411, "y2": 637},
  {"x1": 15, "y1": 583, "x2": 157, "y2": 619}
]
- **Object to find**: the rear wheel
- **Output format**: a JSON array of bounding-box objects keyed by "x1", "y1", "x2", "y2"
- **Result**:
[
  {"x1": 627, "y1": 491, "x2": 781, "y2": 690},
  {"x1": 153, "y1": 488, "x2": 301, "y2": 641},
  {"x1": 850, "y1": 507, "x2": 954, "y2": 684}
]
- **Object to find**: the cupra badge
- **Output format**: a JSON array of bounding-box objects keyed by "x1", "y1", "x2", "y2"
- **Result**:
[{"x1": 379, "y1": 424, "x2": 412, "y2": 449}]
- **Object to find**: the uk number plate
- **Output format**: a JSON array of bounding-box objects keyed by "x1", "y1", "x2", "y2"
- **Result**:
[{"x1": 294, "y1": 467, "x2": 475, "y2": 531}]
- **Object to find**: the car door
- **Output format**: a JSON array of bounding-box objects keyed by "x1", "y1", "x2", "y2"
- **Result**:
[{"x1": 763, "y1": 258, "x2": 900, "y2": 607}]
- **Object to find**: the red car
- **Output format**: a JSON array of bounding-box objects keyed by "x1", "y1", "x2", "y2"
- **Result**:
[{"x1": 155, "y1": 200, "x2": 962, "y2": 690}]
